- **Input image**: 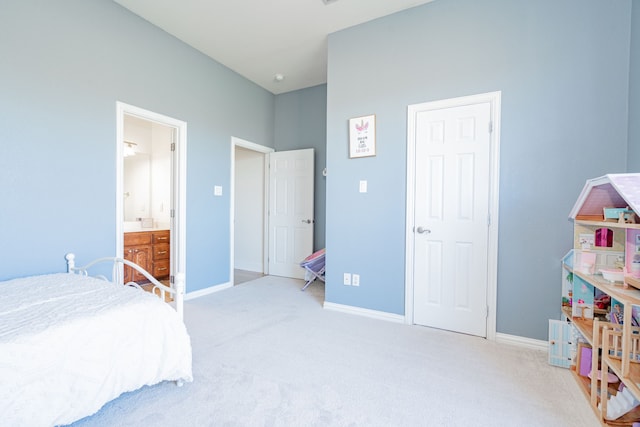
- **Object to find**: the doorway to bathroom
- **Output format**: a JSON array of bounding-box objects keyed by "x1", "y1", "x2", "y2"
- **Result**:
[{"x1": 115, "y1": 102, "x2": 187, "y2": 293}]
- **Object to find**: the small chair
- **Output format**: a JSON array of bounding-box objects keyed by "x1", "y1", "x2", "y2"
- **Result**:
[{"x1": 300, "y1": 248, "x2": 325, "y2": 291}]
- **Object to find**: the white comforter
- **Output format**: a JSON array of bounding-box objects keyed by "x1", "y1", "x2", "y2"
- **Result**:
[{"x1": 0, "y1": 273, "x2": 193, "y2": 427}]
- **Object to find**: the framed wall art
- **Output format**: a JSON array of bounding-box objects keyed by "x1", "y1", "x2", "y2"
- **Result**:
[{"x1": 348, "y1": 114, "x2": 376, "y2": 158}]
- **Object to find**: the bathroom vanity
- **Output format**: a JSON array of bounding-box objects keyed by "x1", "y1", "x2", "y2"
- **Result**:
[{"x1": 123, "y1": 229, "x2": 170, "y2": 283}]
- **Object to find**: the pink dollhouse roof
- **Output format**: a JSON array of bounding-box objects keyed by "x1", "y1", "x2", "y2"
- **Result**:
[{"x1": 569, "y1": 173, "x2": 640, "y2": 219}]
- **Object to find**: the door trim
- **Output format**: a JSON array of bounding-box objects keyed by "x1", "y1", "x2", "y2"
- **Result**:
[
  {"x1": 404, "y1": 91, "x2": 501, "y2": 340},
  {"x1": 230, "y1": 137, "x2": 274, "y2": 284},
  {"x1": 116, "y1": 102, "x2": 187, "y2": 290}
]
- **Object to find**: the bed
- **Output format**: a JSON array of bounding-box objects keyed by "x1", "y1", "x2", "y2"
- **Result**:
[{"x1": 0, "y1": 253, "x2": 193, "y2": 427}]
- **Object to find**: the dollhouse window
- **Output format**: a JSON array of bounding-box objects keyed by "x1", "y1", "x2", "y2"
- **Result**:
[{"x1": 595, "y1": 228, "x2": 613, "y2": 247}]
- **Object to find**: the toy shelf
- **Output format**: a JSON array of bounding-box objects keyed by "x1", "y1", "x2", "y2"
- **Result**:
[
  {"x1": 603, "y1": 354, "x2": 640, "y2": 398},
  {"x1": 575, "y1": 218, "x2": 640, "y2": 230},
  {"x1": 626, "y1": 276, "x2": 640, "y2": 291},
  {"x1": 562, "y1": 306, "x2": 595, "y2": 344},
  {"x1": 573, "y1": 271, "x2": 640, "y2": 306}
]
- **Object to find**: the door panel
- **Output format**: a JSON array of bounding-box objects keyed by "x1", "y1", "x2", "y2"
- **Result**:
[
  {"x1": 413, "y1": 102, "x2": 491, "y2": 337},
  {"x1": 268, "y1": 149, "x2": 314, "y2": 279}
]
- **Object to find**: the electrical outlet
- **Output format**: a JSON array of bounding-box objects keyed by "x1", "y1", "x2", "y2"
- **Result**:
[
  {"x1": 352, "y1": 274, "x2": 360, "y2": 287},
  {"x1": 343, "y1": 273, "x2": 351, "y2": 286}
]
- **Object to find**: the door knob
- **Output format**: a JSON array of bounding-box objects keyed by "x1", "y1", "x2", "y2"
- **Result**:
[
  {"x1": 301, "y1": 219, "x2": 313, "y2": 224},
  {"x1": 416, "y1": 226, "x2": 431, "y2": 234}
]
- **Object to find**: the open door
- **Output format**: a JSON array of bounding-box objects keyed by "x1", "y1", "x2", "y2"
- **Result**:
[
  {"x1": 268, "y1": 148, "x2": 315, "y2": 279},
  {"x1": 116, "y1": 102, "x2": 187, "y2": 294}
]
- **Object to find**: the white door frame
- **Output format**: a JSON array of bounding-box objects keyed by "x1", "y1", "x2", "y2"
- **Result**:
[
  {"x1": 116, "y1": 102, "x2": 187, "y2": 288},
  {"x1": 230, "y1": 137, "x2": 274, "y2": 284},
  {"x1": 404, "y1": 91, "x2": 501, "y2": 340}
]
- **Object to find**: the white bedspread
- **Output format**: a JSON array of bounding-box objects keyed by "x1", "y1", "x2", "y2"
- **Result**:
[{"x1": 0, "y1": 273, "x2": 193, "y2": 427}]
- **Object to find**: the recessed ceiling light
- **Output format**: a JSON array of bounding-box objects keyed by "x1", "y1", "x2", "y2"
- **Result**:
[
  {"x1": 322, "y1": 0, "x2": 340, "y2": 4},
  {"x1": 274, "y1": 74, "x2": 285, "y2": 82}
]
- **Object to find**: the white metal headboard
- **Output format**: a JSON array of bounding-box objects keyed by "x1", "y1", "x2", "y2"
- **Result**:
[{"x1": 65, "y1": 253, "x2": 185, "y2": 321}]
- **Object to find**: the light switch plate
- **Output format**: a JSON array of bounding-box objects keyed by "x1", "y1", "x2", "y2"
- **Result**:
[
  {"x1": 359, "y1": 180, "x2": 367, "y2": 193},
  {"x1": 214, "y1": 186, "x2": 223, "y2": 196}
]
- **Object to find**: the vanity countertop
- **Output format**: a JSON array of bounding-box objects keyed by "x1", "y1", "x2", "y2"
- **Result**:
[
  {"x1": 124, "y1": 227, "x2": 169, "y2": 233},
  {"x1": 123, "y1": 222, "x2": 170, "y2": 233}
]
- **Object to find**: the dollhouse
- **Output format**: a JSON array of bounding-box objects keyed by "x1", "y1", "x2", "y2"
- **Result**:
[{"x1": 550, "y1": 173, "x2": 640, "y2": 425}]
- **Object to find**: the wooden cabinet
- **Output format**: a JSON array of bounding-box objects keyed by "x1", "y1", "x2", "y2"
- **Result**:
[
  {"x1": 124, "y1": 230, "x2": 170, "y2": 283},
  {"x1": 558, "y1": 174, "x2": 640, "y2": 426},
  {"x1": 151, "y1": 230, "x2": 170, "y2": 280}
]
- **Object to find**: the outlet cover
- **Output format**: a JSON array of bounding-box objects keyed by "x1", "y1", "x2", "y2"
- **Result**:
[
  {"x1": 343, "y1": 273, "x2": 351, "y2": 286},
  {"x1": 352, "y1": 274, "x2": 360, "y2": 286}
]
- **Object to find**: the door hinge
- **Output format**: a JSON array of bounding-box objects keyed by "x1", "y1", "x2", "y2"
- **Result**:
[
  {"x1": 171, "y1": 142, "x2": 176, "y2": 152},
  {"x1": 170, "y1": 209, "x2": 175, "y2": 218},
  {"x1": 170, "y1": 275, "x2": 175, "y2": 284},
  {"x1": 486, "y1": 306, "x2": 489, "y2": 319},
  {"x1": 487, "y1": 214, "x2": 491, "y2": 227},
  {"x1": 488, "y1": 121, "x2": 493, "y2": 133}
]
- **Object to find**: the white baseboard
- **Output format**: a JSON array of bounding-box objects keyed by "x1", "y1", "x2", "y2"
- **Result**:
[
  {"x1": 496, "y1": 332, "x2": 547, "y2": 351},
  {"x1": 185, "y1": 281, "x2": 232, "y2": 300},
  {"x1": 323, "y1": 302, "x2": 405, "y2": 323},
  {"x1": 234, "y1": 262, "x2": 263, "y2": 273},
  {"x1": 322, "y1": 302, "x2": 548, "y2": 351}
]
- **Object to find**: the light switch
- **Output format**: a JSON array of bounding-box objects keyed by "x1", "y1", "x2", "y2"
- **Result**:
[
  {"x1": 214, "y1": 186, "x2": 223, "y2": 196},
  {"x1": 359, "y1": 180, "x2": 367, "y2": 193}
]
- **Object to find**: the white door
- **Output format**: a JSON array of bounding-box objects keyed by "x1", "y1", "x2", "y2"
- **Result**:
[
  {"x1": 412, "y1": 102, "x2": 492, "y2": 337},
  {"x1": 268, "y1": 148, "x2": 314, "y2": 279}
]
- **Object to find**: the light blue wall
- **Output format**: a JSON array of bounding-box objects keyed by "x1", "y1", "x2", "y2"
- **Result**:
[
  {"x1": 325, "y1": 0, "x2": 632, "y2": 339},
  {"x1": 0, "y1": 0, "x2": 275, "y2": 291},
  {"x1": 274, "y1": 85, "x2": 327, "y2": 250},
  {"x1": 630, "y1": 0, "x2": 640, "y2": 172},
  {"x1": 1, "y1": 0, "x2": 635, "y2": 341}
]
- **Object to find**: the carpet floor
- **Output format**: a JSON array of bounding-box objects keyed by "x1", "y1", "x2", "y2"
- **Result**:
[{"x1": 70, "y1": 275, "x2": 599, "y2": 427}]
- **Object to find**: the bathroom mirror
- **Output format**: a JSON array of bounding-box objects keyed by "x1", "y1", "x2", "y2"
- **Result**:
[
  {"x1": 123, "y1": 153, "x2": 151, "y2": 222},
  {"x1": 123, "y1": 115, "x2": 172, "y2": 230}
]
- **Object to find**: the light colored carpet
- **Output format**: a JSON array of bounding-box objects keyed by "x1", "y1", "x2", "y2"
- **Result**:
[
  {"x1": 234, "y1": 269, "x2": 265, "y2": 286},
  {"x1": 70, "y1": 276, "x2": 599, "y2": 427}
]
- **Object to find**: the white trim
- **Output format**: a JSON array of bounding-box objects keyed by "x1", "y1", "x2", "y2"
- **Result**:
[
  {"x1": 495, "y1": 332, "x2": 547, "y2": 352},
  {"x1": 323, "y1": 302, "x2": 405, "y2": 323},
  {"x1": 116, "y1": 102, "x2": 187, "y2": 293},
  {"x1": 404, "y1": 91, "x2": 501, "y2": 340},
  {"x1": 230, "y1": 137, "x2": 274, "y2": 285},
  {"x1": 184, "y1": 282, "x2": 233, "y2": 300}
]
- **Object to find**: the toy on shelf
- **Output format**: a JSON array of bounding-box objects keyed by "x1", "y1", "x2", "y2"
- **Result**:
[{"x1": 604, "y1": 207, "x2": 637, "y2": 224}]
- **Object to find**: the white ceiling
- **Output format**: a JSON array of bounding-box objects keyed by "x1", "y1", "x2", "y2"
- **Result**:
[{"x1": 114, "y1": 0, "x2": 435, "y2": 95}]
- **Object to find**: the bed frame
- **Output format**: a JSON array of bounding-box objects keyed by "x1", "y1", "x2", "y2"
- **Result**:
[{"x1": 65, "y1": 253, "x2": 185, "y2": 321}]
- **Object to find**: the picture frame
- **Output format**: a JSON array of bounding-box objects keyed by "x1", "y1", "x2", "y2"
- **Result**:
[{"x1": 348, "y1": 114, "x2": 376, "y2": 158}]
